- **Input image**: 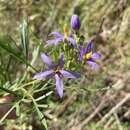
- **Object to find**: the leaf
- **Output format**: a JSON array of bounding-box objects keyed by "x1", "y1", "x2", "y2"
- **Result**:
[
  {"x1": 0, "y1": 36, "x2": 37, "y2": 72},
  {"x1": 0, "y1": 86, "x2": 21, "y2": 98},
  {"x1": 16, "y1": 102, "x2": 20, "y2": 116},
  {"x1": 20, "y1": 20, "x2": 29, "y2": 66},
  {"x1": 32, "y1": 98, "x2": 48, "y2": 130}
]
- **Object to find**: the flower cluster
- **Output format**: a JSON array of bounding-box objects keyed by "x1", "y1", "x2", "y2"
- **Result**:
[{"x1": 33, "y1": 14, "x2": 101, "y2": 98}]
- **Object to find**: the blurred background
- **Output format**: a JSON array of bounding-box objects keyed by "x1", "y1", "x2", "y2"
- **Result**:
[{"x1": 0, "y1": 0, "x2": 130, "y2": 130}]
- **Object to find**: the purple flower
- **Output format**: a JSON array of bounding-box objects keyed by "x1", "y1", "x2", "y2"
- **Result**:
[
  {"x1": 79, "y1": 42, "x2": 101, "y2": 69},
  {"x1": 45, "y1": 24, "x2": 76, "y2": 47},
  {"x1": 71, "y1": 14, "x2": 81, "y2": 30},
  {"x1": 33, "y1": 53, "x2": 80, "y2": 98}
]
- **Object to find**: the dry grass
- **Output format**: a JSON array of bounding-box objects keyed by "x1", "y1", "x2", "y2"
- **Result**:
[{"x1": 0, "y1": 0, "x2": 130, "y2": 129}]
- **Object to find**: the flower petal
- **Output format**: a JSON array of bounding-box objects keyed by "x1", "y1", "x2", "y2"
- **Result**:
[
  {"x1": 59, "y1": 53, "x2": 64, "y2": 68},
  {"x1": 41, "y1": 53, "x2": 54, "y2": 67},
  {"x1": 33, "y1": 70, "x2": 53, "y2": 80},
  {"x1": 79, "y1": 45, "x2": 86, "y2": 61},
  {"x1": 68, "y1": 37, "x2": 76, "y2": 47},
  {"x1": 48, "y1": 31, "x2": 63, "y2": 38},
  {"x1": 46, "y1": 38, "x2": 63, "y2": 46},
  {"x1": 60, "y1": 70, "x2": 80, "y2": 79},
  {"x1": 91, "y1": 53, "x2": 101, "y2": 59},
  {"x1": 87, "y1": 60, "x2": 99, "y2": 70},
  {"x1": 55, "y1": 74, "x2": 63, "y2": 98},
  {"x1": 86, "y1": 41, "x2": 93, "y2": 52},
  {"x1": 79, "y1": 45, "x2": 86, "y2": 55},
  {"x1": 79, "y1": 54, "x2": 83, "y2": 61}
]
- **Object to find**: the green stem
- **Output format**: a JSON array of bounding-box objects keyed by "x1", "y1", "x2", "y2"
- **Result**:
[{"x1": 21, "y1": 88, "x2": 48, "y2": 129}]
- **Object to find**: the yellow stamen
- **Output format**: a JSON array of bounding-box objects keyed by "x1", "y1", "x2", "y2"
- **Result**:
[
  {"x1": 63, "y1": 24, "x2": 68, "y2": 39},
  {"x1": 83, "y1": 52, "x2": 92, "y2": 60}
]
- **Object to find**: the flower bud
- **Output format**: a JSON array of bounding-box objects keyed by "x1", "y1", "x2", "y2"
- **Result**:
[{"x1": 71, "y1": 15, "x2": 81, "y2": 30}]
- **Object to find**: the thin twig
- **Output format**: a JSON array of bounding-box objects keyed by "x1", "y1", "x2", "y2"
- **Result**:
[
  {"x1": 113, "y1": 112, "x2": 123, "y2": 130},
  {"x1": 0, "y1": 101, "x2": 20, "y2": 123},
  {"x1": 56, "y1": 92, "x2": 76, "y2": 117},
  {"x1": 75, "y1": 97, "x2": 106, "y2": 130},
  {"x1": 104, "y1": 116, "x2": 114, "y2": 129},
  {"x1": 97, "y1": 93, "x2": 130, "y2": 126}
]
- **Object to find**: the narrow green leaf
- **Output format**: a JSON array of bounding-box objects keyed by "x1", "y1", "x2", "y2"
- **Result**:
[
  {"x1": 16, "y1": 102, "x2": 20, "y2": 116},
  {"x1": 20, "y1": 20, "x2": 29, "y2": 66},
  {"x1": 22, "y1": 88, "x2": 48, "y2": 130},
  {"x1": 33, "y1": 98, "x2": 48, "y2": 129},
  {"x1": 0, "y1": 37, "x2": 37, "y2": 72},
  {"x1": 0, "y1": 86, "x2": 21, "y2": 98}
]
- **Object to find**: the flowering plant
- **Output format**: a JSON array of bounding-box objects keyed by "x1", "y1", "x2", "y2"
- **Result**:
[
  {"x1": 0, "y1": 14, "x2": 101, "y2": 130},
  {"x1": 33, "y1": 14, "x2": 101, "y2": 98}
]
